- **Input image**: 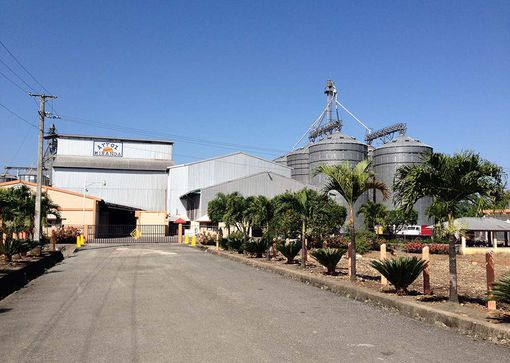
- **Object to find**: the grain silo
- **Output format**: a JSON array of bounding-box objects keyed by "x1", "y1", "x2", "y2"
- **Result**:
[
  {"x1": 373, "y1": 134, "x2": 433, "y2": 225},
  {"x1": 287, "y1": 145, "x2": 310, "y2": 184}
]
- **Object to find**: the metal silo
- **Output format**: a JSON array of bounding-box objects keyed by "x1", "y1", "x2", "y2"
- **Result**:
[
  {"x1": 309, "y1": 132, "x2": 368, "y2": 187},
  {"x1": 287, "y1": 145, "x2": 310, "y2": 184},
  {"x1": 373, "y1": 134, "x2": 433, "y2": 225},
  {"x1": 309, "y1": 132, "x2": 369, "y2": 226}
]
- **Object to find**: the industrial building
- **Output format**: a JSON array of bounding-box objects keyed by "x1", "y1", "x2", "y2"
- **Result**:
[
  {"x1": 276, "y1": 80, "x2": 433, "y2": 225},
  {"x1": 167, "y1": 152, "x2": 309, "y2": 222},
  {"x1": 45, "y1": 133, "x2": 174, "y2": 212}
]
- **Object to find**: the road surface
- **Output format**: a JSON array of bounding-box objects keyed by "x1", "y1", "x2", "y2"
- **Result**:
[{"x1": 0, "y1": 244, "x2": 508, "y2": 362}]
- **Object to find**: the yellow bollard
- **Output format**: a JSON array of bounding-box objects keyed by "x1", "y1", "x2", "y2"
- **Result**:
[
  {"x1": 184, "y1": 234, "x2": 189, "y2": 244},
  {"x1": 191, "y1": 235, "x2": 196, "y2": 246},
  {"x1": 76, "y1": 236, "x2": 81, "y2": 248}
]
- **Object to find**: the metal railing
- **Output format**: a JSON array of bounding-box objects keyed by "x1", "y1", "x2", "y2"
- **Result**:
[{"x1": 86, "y1": 224, "x2": 177, "y2": 244}]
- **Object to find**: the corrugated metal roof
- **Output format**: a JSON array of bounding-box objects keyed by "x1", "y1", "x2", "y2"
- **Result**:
[
  {"x1": 376, "y1": 134, "x2": 431, "y2": 149},
  {"x1": 313, "y1": 132, "x2": 366, "y2": 145},
  {"x1": 53, "y1": 155, "x2": 174, "y2": 171},
  {"x1": 45, "y1": 133, "x2": 173, "y2": 145},
  {"x1": 454, "y1": 217, "x2": 510, "y2": 231},
  {"x1": 167, "y1": 151, "x2": 292, "y2": 170}
]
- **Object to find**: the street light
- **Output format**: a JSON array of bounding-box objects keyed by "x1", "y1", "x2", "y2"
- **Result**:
[{"x1": 82, "y1": 179, "x2": 106, "y2": 229}]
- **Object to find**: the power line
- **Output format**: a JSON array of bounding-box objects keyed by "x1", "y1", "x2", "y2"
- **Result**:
[
  {"x1": 58, "y1": 115, "x2": 287, "y2": 156},
  {"x1": 0, "y1": 102, "x2": 37, "y2": 128},
  {"x1": 0, "y1": 69, "x2": 29, "y2": 94},
  {"x1": 0, "y1": 56, "x2": 36, "y2": 92},
  {"x1": 0, "y1": 40, "x2": 50, "y2": 93}
]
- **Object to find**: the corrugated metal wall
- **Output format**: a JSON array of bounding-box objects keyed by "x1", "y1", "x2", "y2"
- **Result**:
[
  {"x1": 53, "y1": 168, "x2": 167, "y2": 211},
  {"x1": 167, "y1": 153, "x2": 292, "y2": 219},
  {"x1": 199, "y1": 172, "x2": 309, "y2": 217}
]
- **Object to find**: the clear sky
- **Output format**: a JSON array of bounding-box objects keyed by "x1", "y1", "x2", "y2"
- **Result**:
[{"x1": 1, "y1": 1, "x2": 509, "y2": 176}]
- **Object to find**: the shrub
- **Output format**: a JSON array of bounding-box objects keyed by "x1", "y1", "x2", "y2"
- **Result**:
[
  {"x1": 243, "y1": 239, "x2": 269, "y2": 258},
  {"x1": 198, "y1": 232, "x2": 217, "y2": 245},
  {"x1": 219, "y1": 238, "x2": 229, "y2": 250},
  {"x1": 403, "y1": 242, "x2": 424, "y2": 253},
  {"x1": 227, "y1": 232, "x2": 244, "y2": 253},
  {"x1": 428, "y1": 244, "x2": 449, "y2": 254},
  {"x1": 311, "y1": 248, "x2": 346, "y2": 275},
  {"x1": 370, "y1": 257, "x2": 427, "y2": 294},
  {"x1": 403, "y1": 242, "x2": 448, "y2": 254},
  {"x1": 354, "y1": 230, "x2": 376, "y2": 254},
  {"x1": 277, "y1": 241, "x2": 301, "y2": 263},
  {"x1": 0, "y1": 239, "x2": 24, "y2": 262},
  {"x1": 55, "y1": 226, "x2": 81, "y2": 244},
  {"x1": 488, "y1": 272, "x2": 510, "y2": 304}
]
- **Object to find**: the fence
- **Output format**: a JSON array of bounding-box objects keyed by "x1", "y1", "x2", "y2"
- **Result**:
[{"x1": 86, "y1": 224, "x2": 177, "y2": 244}]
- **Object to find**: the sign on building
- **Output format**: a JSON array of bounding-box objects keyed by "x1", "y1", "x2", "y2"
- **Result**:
[{"x1": 93, "y1": 141, "x2": 123, "y2": 157}]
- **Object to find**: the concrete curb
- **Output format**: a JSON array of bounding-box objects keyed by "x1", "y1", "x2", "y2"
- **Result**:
[
  {"x1": 0, "y1": 251, "x2": 64, "y2": 300},
  {"x1": 205, "y1": 248, "x2": 510, "y2": 345}
]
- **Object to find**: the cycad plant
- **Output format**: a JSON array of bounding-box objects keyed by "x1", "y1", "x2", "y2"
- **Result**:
[
  {"x1": 311, "y1": 248, "x2": 345, "y2": 275},
  {"x1": 277, "y1": 241, "x2": 301, "y2": 264},
  {"x1": 227, "y1": 232, "x2": 244, "y2": 253},
  {"x1": 370, "y1": 257, "x2": 427, "y2": 294},
  {"x1": 0, "y1": 239, "x2": 24, "y2": 263},
  {"x1": 489, "y1": 272, "x2": 510, "y2": 304},
  {"x1": 243, "y1": 239, "x2": 269, "y2": 258}
]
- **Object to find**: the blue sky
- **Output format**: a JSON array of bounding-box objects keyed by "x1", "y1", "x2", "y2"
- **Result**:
[{"x1": 1, "y1": 1, "x2": 509, "y2": 176}]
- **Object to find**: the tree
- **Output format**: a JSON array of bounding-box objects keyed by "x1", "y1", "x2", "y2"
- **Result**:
[
  {"x1": 0, "y1": 185, "x2": 59, "y2": 237},
  {"x1": 314, "y1": 160, "x2": 389, "y2": 280},
  {"x1": 272, "y1": 188, "x2": 319, "y2": 266},
  {"x1": 357, "y1": 201, "x2": 387, "y2": 231},
  {"x1": 208, "y1": 192, "x2": 228, "y2": 238},
  {"x1": 393, "y1": 151, "x2": 505, "y2": 302}
]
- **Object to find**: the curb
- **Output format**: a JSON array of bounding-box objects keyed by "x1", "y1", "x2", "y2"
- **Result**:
[
  {"x1": 0, "y1": 252, "x2": 64, "y2": 300},
  {"x1": 205, "y1": 248, "x2": 510, "y2": 345}
]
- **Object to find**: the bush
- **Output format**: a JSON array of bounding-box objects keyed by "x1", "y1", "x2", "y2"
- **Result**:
[
  {"x1": 488, "y1": 272, "x2": 510, "y2": 304},
  {"x1": 0, "y1": 239, "x2": 24, "y2": 262},
  {"x1": 403, "y1": 242, "x2": 448, "y2": 254},
  {"x1": 243, "y1": 239, "x2": 269, "y2": 258},
  {"x1": 370, "y1": 257, "x2": 427, "y2": 294},
  {"x1": 198, "y1": 232, "x2": 217, "y2": 245},
  {"x1": 311, "y1": 248, "x2": 346, "y2": 275},
  {"x1": 55, "y1": 226, "x2": 81, "y2": 244},
  {"x1": 219, "y1": 238, "x2": 229, "y2": 250},
  {"x1": 354, "y1": 230, "x2": 376, "y2": 254},
  {"x1": 227, "y1": 232, "x2": 244, "y2": 253},
  {"x1": 277, "y1": 241, "x2": 301, "y2": 263}
]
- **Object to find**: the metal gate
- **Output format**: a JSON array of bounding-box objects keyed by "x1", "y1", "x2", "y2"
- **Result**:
[{"x1": 86, "y1": 225, "x2": 177, "y2": 244}]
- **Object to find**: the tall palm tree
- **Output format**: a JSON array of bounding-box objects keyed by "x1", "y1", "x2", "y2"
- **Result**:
[
  {"x1": 357, "y1": 201, "x2": 387, "y2": 231},
  {"x1": 314, "y1": 160, "x2": 389, "y2": 280},
  {"x1": 274, "y1": 189, "x2": 318, "y2": 266},
  {"x1": 393, "y1": 151, "x2": 505, "y2": 302}
]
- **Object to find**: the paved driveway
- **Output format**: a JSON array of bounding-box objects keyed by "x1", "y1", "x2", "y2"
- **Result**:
[{"x1": 0, "y1": 244, "x2": 508, "y2": 362}]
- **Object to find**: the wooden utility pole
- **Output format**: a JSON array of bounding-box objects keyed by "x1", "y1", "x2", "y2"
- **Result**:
[{"x1": 29, "y1": 93, "x2": 57, "y2": 246}]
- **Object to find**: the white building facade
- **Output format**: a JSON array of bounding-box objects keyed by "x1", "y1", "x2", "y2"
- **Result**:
[
  {"x1": 47, "y1": 134, "x2": 174, "y2": 211},
  {"x1": 167, "y1": 152, "x2": 296, "y2": 221}
]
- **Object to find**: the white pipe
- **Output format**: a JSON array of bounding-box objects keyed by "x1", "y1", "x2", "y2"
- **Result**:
[{"x1": 336, "y1": 100, "x2": 372, "y2": 133}]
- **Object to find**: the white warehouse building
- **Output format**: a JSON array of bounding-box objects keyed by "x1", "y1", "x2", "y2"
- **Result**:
[
  {"x1": 46, "y1": 133, "x2": 174, "y2": 212},
  {"x1": 167, "y1": 152, "x2": 309, "y2": 222}
]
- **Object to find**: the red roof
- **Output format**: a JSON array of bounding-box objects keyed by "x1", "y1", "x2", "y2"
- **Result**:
[{"x1": 174, "y1": 218, "x2": 186, "y2": 224}]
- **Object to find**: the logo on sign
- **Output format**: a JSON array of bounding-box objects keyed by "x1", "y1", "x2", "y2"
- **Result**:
[{"x1": 93, "y1": 141, "x2": 123, "y2": 157}]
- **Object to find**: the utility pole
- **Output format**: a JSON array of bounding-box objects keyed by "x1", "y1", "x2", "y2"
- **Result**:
[{"x1": 29, "y1": 93, "x2": 57, "y2": 246}]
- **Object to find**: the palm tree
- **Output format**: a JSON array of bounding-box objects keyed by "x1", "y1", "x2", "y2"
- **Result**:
[
  {"x1": 393, "y1": 151, "x2": 505, "y2": 302},
  {"x1": 357, "y1": 201, "x2": 387, "y2": 231},
  {"x1": 208, "y1": 192, "x2": 228, "y2": 238},
  {"x1": 314, "y1": 160, "x2": 389, "y2": 280},
  {"x1": 274, "y1": 189, "x2": 318, "y2": 266}
]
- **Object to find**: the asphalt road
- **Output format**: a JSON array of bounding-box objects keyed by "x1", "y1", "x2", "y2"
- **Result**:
[{"x1": 0, "y1": 244, "x2": 508, "y2": 363}]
